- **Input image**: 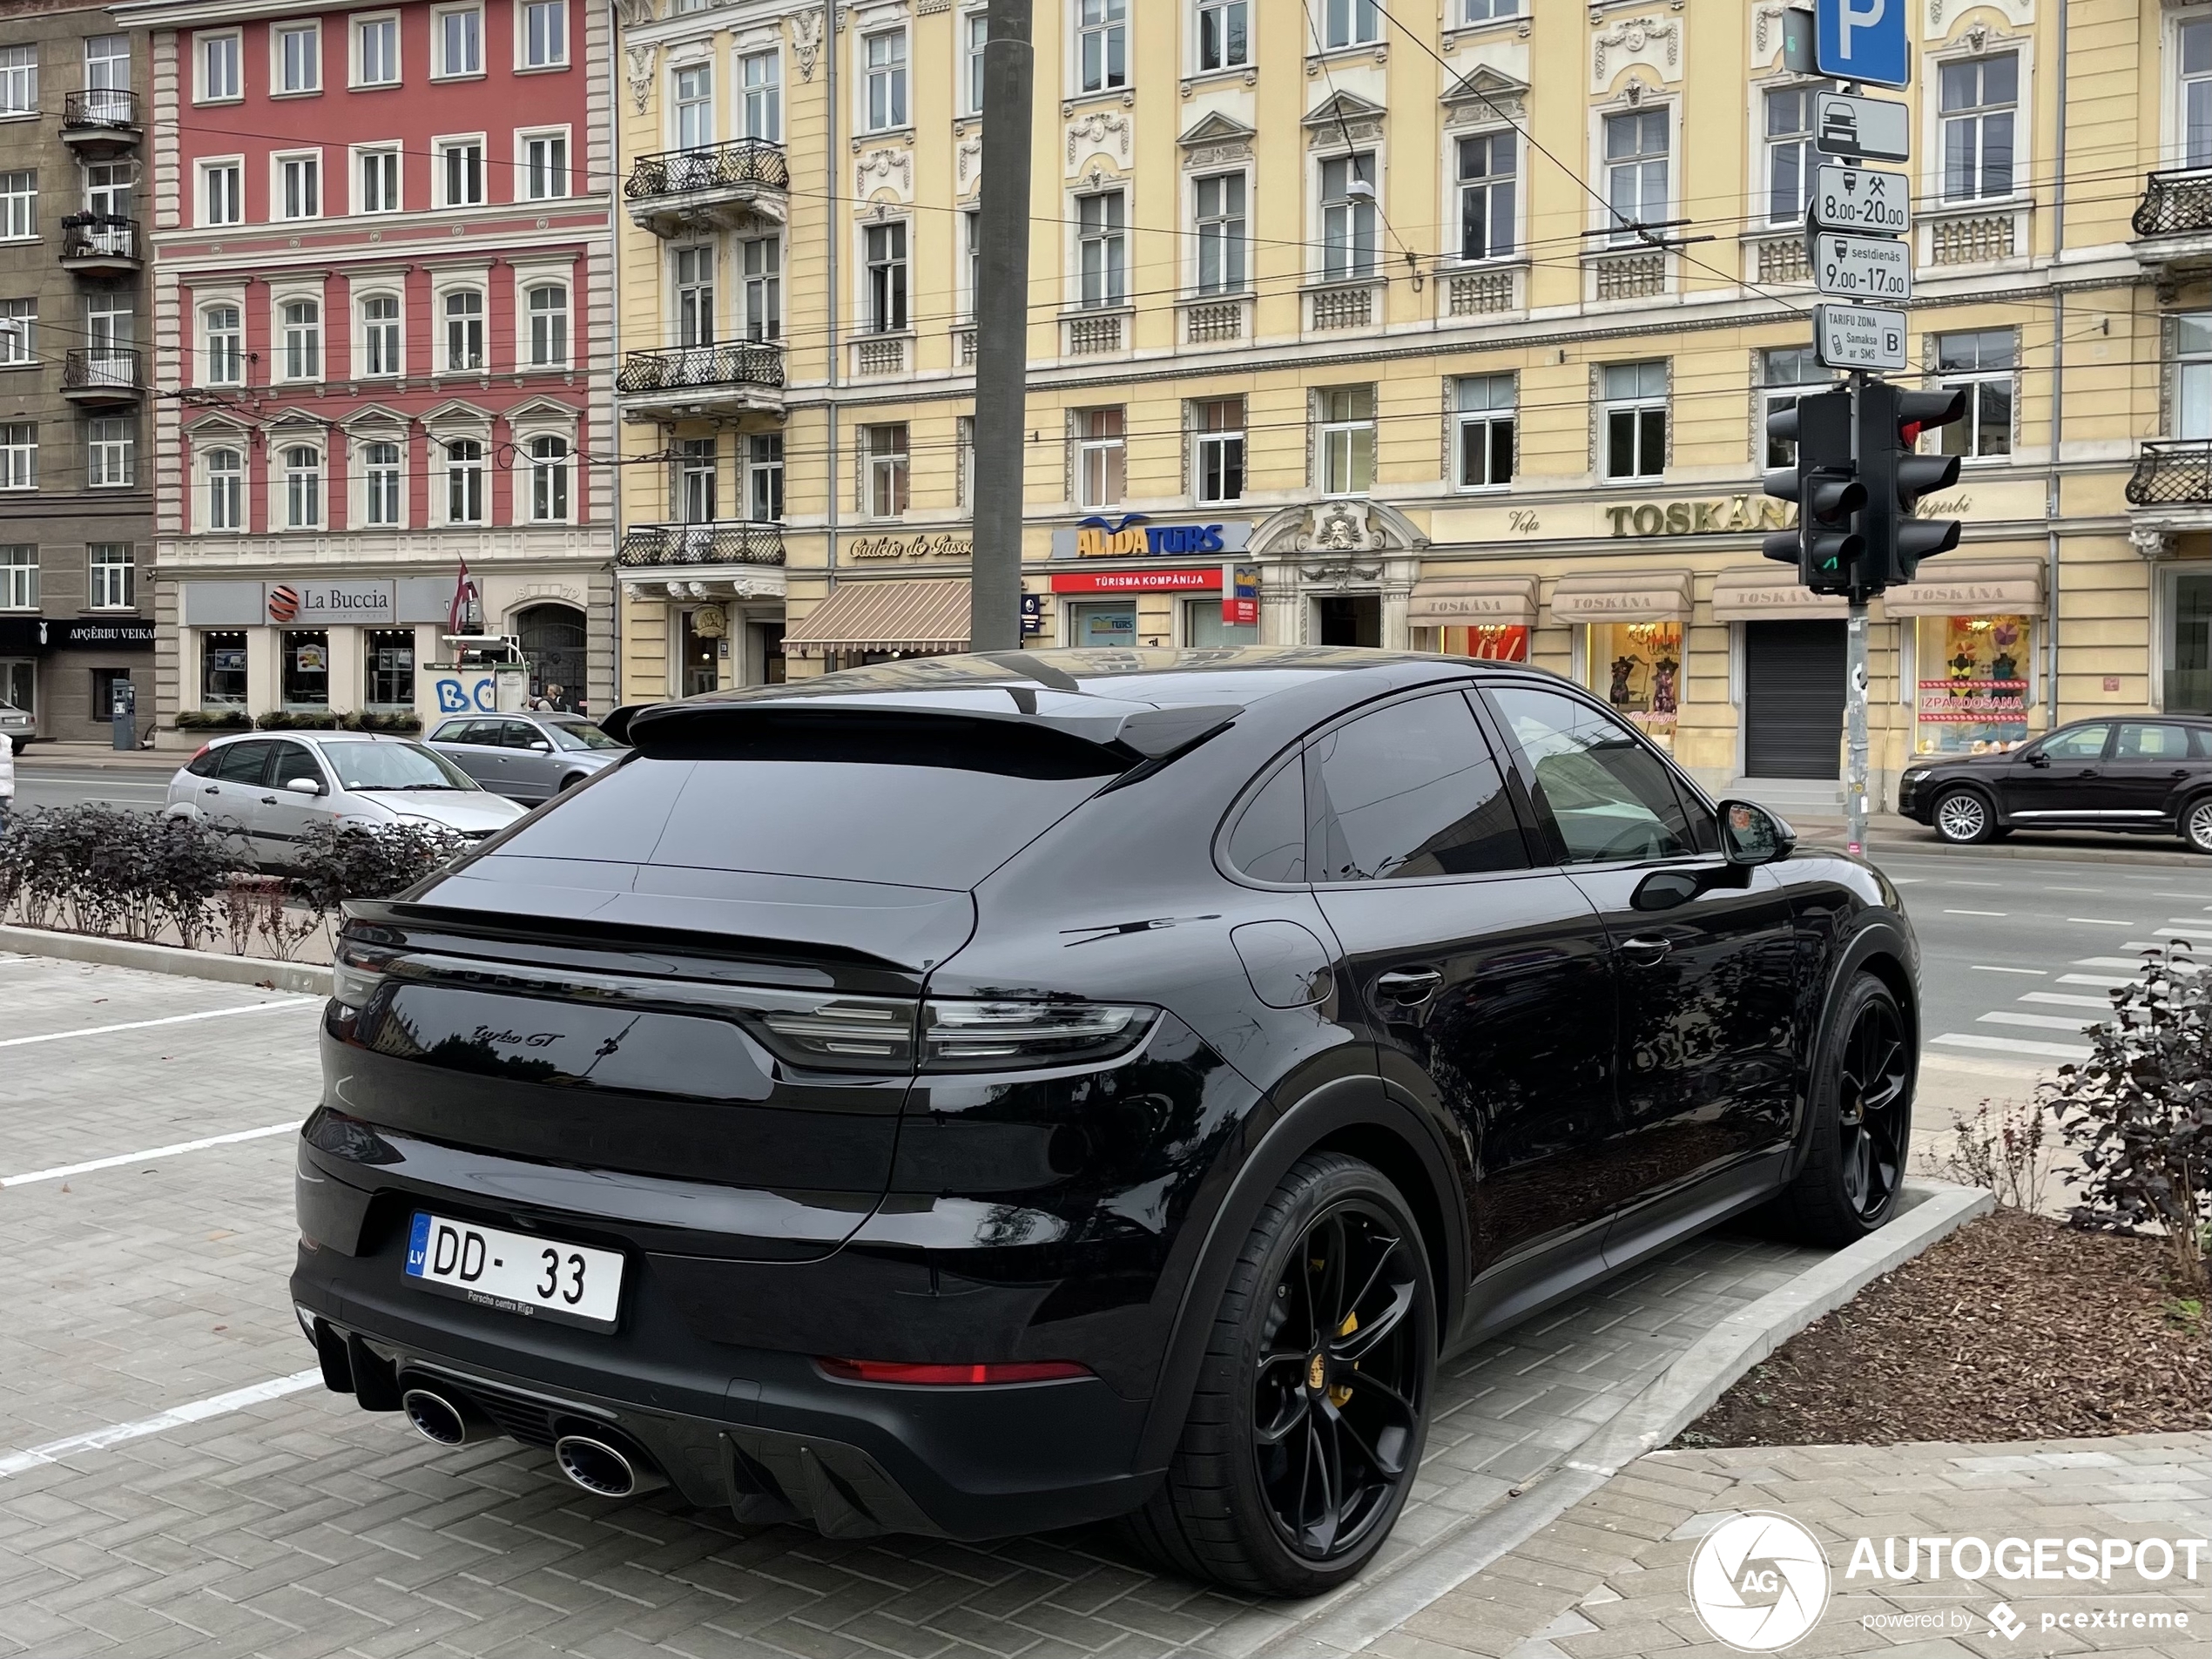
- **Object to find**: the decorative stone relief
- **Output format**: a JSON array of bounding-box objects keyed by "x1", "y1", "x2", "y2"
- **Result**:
[
  {"x1": 1441, "y1": 66, "x2": 1529, "y2": 128},
  {"x1": 916, "y1": 0, "x2": 948, "y2": 11},
  {"x1": 624, "y1": 41, "x2": 657, "y2": 115},
  {"x1": 1925, "y1": 0, "x2": 2033, "y2": 39},
  {"x1": 1311, "y1": 502, "x2": 1375, "y2": 553},
  {"x1": 1591, "y1": 14, "x2": 1682, "y2": 91},
  {"x1": 1302, "y1": 91, "x2": 1387, "y2": 148},
  {"x1": 2129, "y1": 528, "x2": 2173, "y2": 560},
  {"x1": 855, "y1": 145, "x2": 914, "y2": 201},
  {"x1": 1177, "y1": 111, "x2": 1255, "y2": 168},
  {"x1": 790, "y1": 9, "x2": 824, "y2": 80},
  {"x1": 1066, "y1": 110, "x2": 1131, "y2": 172},
  {"x1": 611, "y1": 0, "x2": 654, "y2": 25},
  {"x1": 955, "y1": 137, "x2": 981, "y2": 193},
  {"x1": 1750, "y1": 3, "x2": 1787, "y2": 62}
]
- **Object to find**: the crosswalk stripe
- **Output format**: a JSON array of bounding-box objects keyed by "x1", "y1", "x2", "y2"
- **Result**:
[
  {"x1": 1978, "y1": 1011, "x2": 2093, "y2": 1033},
  {"x1": 2018, "y1": 992, "x2": 2112, "y2": 1009},
  {"x1": 1932, "y1": 1033, "x2": 2094, "y2": 1061},
  {"x1": 2057, "y1": 973, "x2": 2134, "y2": 988}
]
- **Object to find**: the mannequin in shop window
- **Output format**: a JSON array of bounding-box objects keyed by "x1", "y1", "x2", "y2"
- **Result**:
[
  {"x1": 1650, "y1": 655, "x2": 1679, "y2": 719},
  {"x1": 1608, "y1": 655, "x2": 1638, "y2": 710}
]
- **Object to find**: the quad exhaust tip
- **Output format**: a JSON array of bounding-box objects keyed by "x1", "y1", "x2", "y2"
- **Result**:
[
  {"x1": 554, "y1": 1433, "x2": 667, "y2": 1499},
  {"x1": 401, "y1": 1387, "x2": 493, "y2": 1447}
]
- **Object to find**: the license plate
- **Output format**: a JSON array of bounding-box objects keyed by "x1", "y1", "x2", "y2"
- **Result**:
[{"x1": 404, "y1": 1212, "x2": 624, "y2": 1332}]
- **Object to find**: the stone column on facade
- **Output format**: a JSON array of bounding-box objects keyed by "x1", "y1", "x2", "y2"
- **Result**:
[
  {"x1": 1260, "y1": 561, "x2": 1304, "y2": 647},
  {"x1": 1379, "y1": 556, "x2": 1420, "y2": 652},
  {"x1": 325, "y1": 628, "x2": 364, "y2": 717},
  {"x1": 246, "y1": 628, "x2": 282, "y2": 718}
]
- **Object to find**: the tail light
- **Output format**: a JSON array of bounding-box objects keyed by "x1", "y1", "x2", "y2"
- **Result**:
[
  {"x1": 748, "y1": 996, "x2": 1155, "y2": 1073},
  {"x1": 332, "y1": 937, "x2": 403, "y2": 1009},
  {"x1": 818, "y1": 1358, "x2": 1090, "y2": 1386}
]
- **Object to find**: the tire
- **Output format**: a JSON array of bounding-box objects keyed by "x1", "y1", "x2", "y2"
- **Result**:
[
  {"x1": 557, "y1": 772, "x2": 587, "y2": 792},
  {"x1": 1931, "y1": 787, "x2": 1995, "y2": 845},
  {"x1": 1764, "y1": 974, "x2": 1912, "y2": 1249},
  {"x1": 2182, "y1": 796, "x2": 2212, "y2": 855},
  {"x1": 1123, "y1": 1152, "x2": 1436, "y2": 1596}
]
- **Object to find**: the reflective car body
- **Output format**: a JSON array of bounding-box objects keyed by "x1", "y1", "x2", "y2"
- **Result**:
[
  {"x1": 0, "y1": 699, "x2": 31, "y2": 752},
  {"x1": 291, "y1": 650, "x2": 1919, "y2": 1563},
  {"x1": 425, "y1": 711, "x2": 630, "y2": 802},
  {"x1": 1897, "y1": 714, "x2": 2212, "y2": 850}
]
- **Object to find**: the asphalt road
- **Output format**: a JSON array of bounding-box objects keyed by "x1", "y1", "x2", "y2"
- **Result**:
[{"x1": 10, "y1": 759, "x2": 176, "y2": 813}]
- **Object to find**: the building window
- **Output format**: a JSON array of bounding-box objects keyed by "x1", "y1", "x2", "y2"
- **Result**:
[
  {"x1": 528, "y1": 435, "x2": 569, "y2": 521},
  {"x1": 1075, "y1": 408, "x2": 1125, "y2": 508},
  {"x1": 86, "y1": 34, "x2": 131, "y2": 91},
  {"x1": 201, "y1": 630, "x2": 247, "y2": 704},
  {"x1": 1461, "y1": 0, "x2": 1519, "y2": 18},
  {"x1": 0, "y1": 298, "x2": 33, "y2": 363},
  {"x1": 1456, "y1": 131, "x2": 1516, "y2": 260},
  {"x1": 1760, "y1": 347, "x2": 1831, "y2": 465},
  {"x1": 527, "y1": 282, "x2": 567, "y2": 366},
  {"x1": 523, "y1": 0, "x2": 568, "y2": 68},
  {"x1": 1196, "y1": 397, "x2": 1245, "y2": 503},
  {"x1": 1321, "y1": 152, "x2": 1377, "y2": 279},
  {"x1": 89, "y1": 543, "x2": 132, "y2": 609},
  {"x1": 283, "y1": 631, "x2": 329, "y2": 707},
  {"x1": 1323, "y1": 0, "x2": 1379, "y2": 51},
  {"x1": 440, "y1": 139, "x2": 484, "y2": 206},
  {"x1": 1602, "y1": 361, "x2": 1668, "y2": 479},
  {"x1": 0, "y1": 545, "x2": 34, "y2": 610},
  {"x1": 741, "y1": 51, "x2": 780, "y2": 140},
  {"x1": 361, "y1": 293, "x2": 401, "y2": 375},
  {"x1": 1934, "y1": 330, "x2": 2016, "y2": 459},
  {"x1": 0, "y1": 46, "x2": 34, "y2": 116},
  {"x1": 205, "y1": 446, "x2": 242, "y2": 529},
  {"x1": 2183, "y1": 21, "x2": 2212, "y2": 169},
  {"x1": 1078, "y1": 0, "x2": 1127, "y2": 92},
  {"x1": 748, "y1": 432, "x2": 784, "y2": 520},
  {"x1": 1939, "y1": 53, "x2": 2017, "y2": 202},
  {"x1": 199, "y1": 31, "x2": 240, "y2": 100},
  {"x1": 278, "y1": 152, "x2": 320, "y2": 220},
  {"x1": 444, "y1": 437, "x2": 484, "y2": 523},
  {"x1": 866, "y1": 220, "x2": 908, "y2": 334},
  {"x1": 963, "y1": 10, "x2": 988, "y2": 114},
  {"x1": 435, "y1": 5, "x2": 482, "y2": 78},
  {"x1": 1605, "y1": 108, "x2": 1669, "y2": 236},
  {"x1": 1764, "y1": 84, "x2": 1824, "y2": 225},
  {"x1": 523, "y1": 132, "x2": 568, "y2": 199},
  {"x1": 677, "y1": 437, "x2": 715, "y2": 521},
  {"x1": 275, "y1": 24, "x2": 320, "y2": 93},
  {"x1": 280, "y1": 299, "x2": 320, "y2": 381},
  {"x1": 0, "y1": 172, "x2": 33, "y2": 240},
  {"x1": 199, "y1": 159, "x2": 240, "y2": 226},
  {"x1": 2178, "y1": 314, "x2": 2212, "y2": 439},
  {"x1": 864, "y1": 422, "x2": 909, "y2": 516},
  {"x1": 444, "y1": 288, "x2": 484, "y2": 369},
  {"x1": 1454, "y1": 374, "x2": 1514, "y2": 489},
  {"x1": 742, "y1": 236, "x2": 781, "y2": 340},
  {"x1": 864, "y1": 30, "x2": 907, "y2": 131},
  {"x1": 87, "y1": 416, "x2": 133, "y2": 487},
  {"x1": 964, "y1": 210, "x2": 981, "y2": 317},
  {"x1": 1318, "y1": 387, "x2": 1374, "y2": 496},
  {"x1": 364, "y1": 440, "x2": 401, "y2": 525},
  {"x1": 1197, "y1": 0, "x2": 1247, "y2": 71},
  {"x1": 354, "y1": 16, "x2": 398, "y2": 86},
  {"x1": 358, "y1": 146, "x2": 401, "y2": 212},
  {"x1": 0, "y1": 423, "x2": 31, "y2": 490},
  {"x1": 366, "y1": 629, "x2": 415, "y2": 705},
  {"x1": 202, "y1": 305, "x2": 242, "y2": 384},
  {"x1": 1195, "y1": 172, "x2": 1246, "y2": 292},
  {"x1": 284, "y1": 445, "x2": 322, "y2": 528},
  {"x1": 1079, "y1": 190, "x2": 1126, "y2": 307},
  {"x1": 673, "y1": 65, "x2": 713, "y2": 150},
  {"x1": 675, "y1": 245, "x2": 714, "y2": 345}
]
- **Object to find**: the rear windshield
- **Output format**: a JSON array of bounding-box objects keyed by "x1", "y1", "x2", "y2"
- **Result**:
[
  {"x1": 487, "y1": 747, "x2": 1114, "y2": 890},
  {"x1": 547, "y1": 719, "x2": 624, "y2": 752}
]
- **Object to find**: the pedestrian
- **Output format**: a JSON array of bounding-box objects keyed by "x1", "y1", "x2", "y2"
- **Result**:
[
  {"x1": 0, "y1": 734, "x2": 14, "y2": 835},
  {"x1": 546, "y1": 684, "x2": 570, "y2": 712}
]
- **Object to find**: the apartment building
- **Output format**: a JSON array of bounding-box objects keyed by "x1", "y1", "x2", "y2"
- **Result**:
[
  {"x1": 0, "y1": 3, "x2": 156, "y2": 741},
  {"x1": 112, "y1": 0, "x2": 616, "y2": 736}
]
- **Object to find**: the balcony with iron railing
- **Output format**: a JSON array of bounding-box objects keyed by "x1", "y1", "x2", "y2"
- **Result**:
[
  {"x1": 614, "y1": 341, "x2": 785, "y2": 417},
  {"x1": 2132, "y1": 170, "x2": 2212, "y2": 273},
  {"x1": 60, "y1": 347, "x2": 142, "y2": 405},
  {"x1": 61, "y1": 89, "x2": 140, "y2": 152},
  {"x1": 624, "y1": 138, "x2": 790, "y2": 235},
  {"x1": 59, "y1": 214, "x2": 140, "y2": 273},
  {"x1": 2127, "y1": 440, "x2": 2212, "y2": 508},
  {"x1": 617, "y1": 521, "x2": 786, "y2": 571}
]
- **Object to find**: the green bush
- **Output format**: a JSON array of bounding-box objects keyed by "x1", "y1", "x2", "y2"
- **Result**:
[
  {"x1": 256, "y1": 709, "x2": 344, "y2": 731},
  {"x1": 176, "y1": 708, "x2": 253, "y2": 732},
  {"x1": 346, "y1": 711, "x2": 422, "y2": 734}
]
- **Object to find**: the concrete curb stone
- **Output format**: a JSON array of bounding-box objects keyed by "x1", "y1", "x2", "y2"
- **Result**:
[{"x1": 0, "y1": 923, "x2": 334, "y2": 996}]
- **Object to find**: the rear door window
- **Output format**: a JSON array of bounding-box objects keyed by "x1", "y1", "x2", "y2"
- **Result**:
[
  {"x1": 1309, "y1": 691, "x2": 1530, "y2": 882},
  {"x1": 2115, "y1": 723, "x2": 2191, "y2": 760},
  {"x1": 1225, "y1": 759, "x2": 1307, "y2": 884},
  {"x1": 212, "y1": 740, "x2": 274, "y2": 785},
  {"x1": 1485, "y1": 685, "x2": 1696, "y2": 865}
]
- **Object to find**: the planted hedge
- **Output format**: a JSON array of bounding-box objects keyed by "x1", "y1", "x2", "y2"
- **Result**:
[{"x1": 175, "y1": 709, "x2": 423, "y2": 734}]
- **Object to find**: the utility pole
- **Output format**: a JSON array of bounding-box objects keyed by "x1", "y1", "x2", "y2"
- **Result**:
[{"x1": 968, "y1": 0, "x2": 1033, "y2": 653}]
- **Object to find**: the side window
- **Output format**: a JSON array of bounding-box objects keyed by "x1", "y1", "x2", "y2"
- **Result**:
[
  {"x1": 185, "y1": 747, "x2": 223, "y2": 778},
  {"x1": 212, "y1": 739, "x2": 273, "y2": 784},
  {"x1": 268, "y1": 741, "x2": 321, "y2": 788},
  {"x1": 1226, "y1": 757, "x2": 1306, "y2": 883},
  {"x1": 500, "y1": 720, "x2": 543, "y2": 748},
  {"x1": 428, "y1": 719, "x2": 469, "y2": 743},
  {"x1": 1486, "y1": 685, "x2": 1696, "y2": 865},
  {"x1": 2194, "y1": 729, "x2": 2212, "y2": 759},
  {"x1": 456, "y1": 719, "x2": 502, "y2": 745},
  {"x1": 1309, "y1": 691, "x2": 1529, "y2": 881},
  {"x1": 2114, "y1": 723, "x2": 2189, "y2": 760},
  {"x1": 2036, "y1": 724, "x2": 2109, "y2": 762}
]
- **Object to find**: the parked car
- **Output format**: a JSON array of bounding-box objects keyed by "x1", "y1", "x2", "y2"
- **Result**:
[
  {"x1": 425, "y1": 711, "x2": 629, "y2": 801},
  {"x1": 165, "y1": 731, "x2": 529, "y2": 866},
  {"x1": 1898, "y1": 715, "x2": 2212, "y2": 851},
  {"x1": 293, "y1": 649, "x2": 1919, "y2": 1595},
  {"x1": 0, "y1": 698, "x2": 30, "y2": 753}
]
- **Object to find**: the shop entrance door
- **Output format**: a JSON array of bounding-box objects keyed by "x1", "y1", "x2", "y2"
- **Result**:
[
  {"x1": 0, "y1": 660, "x2": 32, "y2": 721},
  {"x1": 1743, "y1": 620, "x2": 1846, "y2": 779},
  {"x1": 1316, "y1": 594, "x2": 1380, "y2": 647}
]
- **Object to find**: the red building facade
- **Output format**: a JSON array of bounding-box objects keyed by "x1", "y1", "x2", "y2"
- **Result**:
[{"x1": 114, "y1": 0, "x2": 613, "y2": 731}]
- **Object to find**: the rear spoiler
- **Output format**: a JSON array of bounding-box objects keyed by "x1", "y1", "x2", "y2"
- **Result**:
[{"x1": 605, "y1": 698, "x2": 1241, "y2": 765}]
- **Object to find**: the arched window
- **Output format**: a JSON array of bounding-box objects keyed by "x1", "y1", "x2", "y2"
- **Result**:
[
  {"x1": 206, "y1": 446, "x2": 243, "y2": 530},
  {"x1": 527, "y1": 283, "x2": 567, "y2": 367},
  {"x1": 444, "y1": 436, "x2": 484, "y2": 523},
  {"x1": 515, "y1": 602, "x2": 585, "y2": 703},
  {"x1": 280, "y1": 299, "x2": 320, "y2": 381},
  {"x1": 284, "y1": 444, "x2": 322, "y2": 528},
  {"x1": 361, "y1": 293, "x2": 400, "y2": 377},
  {"x1": 202, "y1": 306, "x2": 242, "y2": 385},
  {"x1": 443, "y1": 288, "x2": 483, "y2": 371},
  {"x1": 528, "y1": 434, "x2": 569, "y2": 522}
]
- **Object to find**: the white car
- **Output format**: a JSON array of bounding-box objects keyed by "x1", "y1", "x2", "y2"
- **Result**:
[
  {"x1": 0, "y1": 699, "x2": 30, "y2": 753},
  {"x1": 165, "y1": 731, "x2": 529, "y2": 866}
]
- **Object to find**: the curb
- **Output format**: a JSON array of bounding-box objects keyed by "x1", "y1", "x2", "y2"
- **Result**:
[
  {"x1": 0, "y1": 924, "x2": 334, "y2": 996},
  {"x1": 1253, "y1": 1180, "x2": 1996, "y2": 1659}
]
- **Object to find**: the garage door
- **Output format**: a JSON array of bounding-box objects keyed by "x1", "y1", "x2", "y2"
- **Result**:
[{"x1": 1743, "y1": 620, "x2": 1845, "y2": 779}]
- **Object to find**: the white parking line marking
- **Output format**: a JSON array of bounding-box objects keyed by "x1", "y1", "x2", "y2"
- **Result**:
[
  {"x1": 1978, "y1": 1011, "x2": 2094, "y2": 1033},
  {"x1": 1945, "y1": 908, "x2": 2008, "y2": 917},
  {"x1": 2047, "y1": 887, "x2": 2106, "y2": 894},
  {"x1": 1932, "y1": 1033, "x2": 2094, "y2": 1061},
  {"x1": 1, "y1": 1122, "x2": 298, "y2": 1188},
  {"x1": 2059, "y1": 973, "x2": 2136, "y2": 988},
  {"x1": 2065, "y1": 918, "x2": 2136, "y2": 927},
  {"x1": 1971, "y1": 965, "x2": 2044, "y2": 975},
  {"x1": 2074, "y1": 956, "x2": 2159, "y2": 968},
  {"x1": 2019, "y1": 992, "x2": 2114, "y2": 1009},
  {"x1": 0, "y1": 998, "x2": 314, "y2": 1049},
  {"x1": 0, "y1": 1369, "x2": 323, "y2": 1480}
]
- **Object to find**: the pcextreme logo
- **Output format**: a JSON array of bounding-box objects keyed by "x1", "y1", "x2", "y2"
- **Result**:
[{"x1": 1688, "y1": 1514, "x2": 1833, "y2": 1652}]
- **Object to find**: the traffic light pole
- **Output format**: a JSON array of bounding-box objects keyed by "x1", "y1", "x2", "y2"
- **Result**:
[{"x1": 1846, "y1": 367, "x2": 1870, "y2": 856}]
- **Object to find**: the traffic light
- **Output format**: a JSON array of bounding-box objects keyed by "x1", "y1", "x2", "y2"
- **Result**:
[
  {"x1": 1858, "y1": 381, "x2": 1967, "y2": 588},
  {"x1": 1761, "y1": 389, "x2": 1865, "y2": 594}
]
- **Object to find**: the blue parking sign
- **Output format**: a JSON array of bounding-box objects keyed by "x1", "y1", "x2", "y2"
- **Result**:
[{"x1": 1815, "y1": 0, "x2": 1910, "y2": 89}]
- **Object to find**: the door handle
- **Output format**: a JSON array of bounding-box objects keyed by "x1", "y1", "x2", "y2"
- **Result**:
[
  {"x1": 1618, "y1": 936, "x2": 1673, "y2": 966},
  {"x1": 260, "y1": 794, "x2": 277, "y2": 805},
  {"x1": 1374, "y1": 968, "x2": 1444, "y2": 1002},
  {"x1": 202, "y1": 786, "x2": 219, "y2": 794}
]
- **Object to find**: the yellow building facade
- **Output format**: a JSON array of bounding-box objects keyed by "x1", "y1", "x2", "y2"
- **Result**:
[{"x1": 610, "y1": 0, "x2": 2212, "y2": 801}]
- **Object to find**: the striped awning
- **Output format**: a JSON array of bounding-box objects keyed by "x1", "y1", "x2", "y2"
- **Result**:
[{"x1": 785, "y1": 577, "x2": 971, "y2": 658}]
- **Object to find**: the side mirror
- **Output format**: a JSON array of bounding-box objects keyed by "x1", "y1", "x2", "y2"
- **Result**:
[
  {"x1": 1716, "y1": 799, "x2": 1795, "y2": 866},
  {"x1": 529, "y1": 740, "x2": 553, "y2": 752},
  {"x1": 2025, "y1": 751, "x2": 2050, "y2": 768},
  {"x1": 285, "y1": 776, "x2": 323, "y2": 796}
]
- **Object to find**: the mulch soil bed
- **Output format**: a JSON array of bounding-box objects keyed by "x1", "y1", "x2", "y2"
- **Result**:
[{"x1": 1678, "y1": 1207, "x2": 2210, "y2": 1447}]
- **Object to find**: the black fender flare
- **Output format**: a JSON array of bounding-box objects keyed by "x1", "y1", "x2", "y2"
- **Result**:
[
  {"x1": 1132, "y1": 1071, "x2": 1467, "y2": 1472},
  {"x1": 1784, "y1": 915, "x2": 1919, "y2": 1181}
]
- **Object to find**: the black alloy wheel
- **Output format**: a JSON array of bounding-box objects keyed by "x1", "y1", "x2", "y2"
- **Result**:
[
  {"x1": 1764, "y1": 974, "x2": 1914, "y2": 1247},
  {"x1": 1125, "y1": 1153, "x2": 1436, "y2": 1595}
]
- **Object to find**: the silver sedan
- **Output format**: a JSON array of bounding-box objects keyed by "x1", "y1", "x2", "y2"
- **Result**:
[{"x1": 424, "y1": 711, "x2": 629, "y2": 801}]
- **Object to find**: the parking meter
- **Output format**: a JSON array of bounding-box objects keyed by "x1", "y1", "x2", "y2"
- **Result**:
[{"x1": 110, "y1": 677, "x2": 136, "y2": 751}]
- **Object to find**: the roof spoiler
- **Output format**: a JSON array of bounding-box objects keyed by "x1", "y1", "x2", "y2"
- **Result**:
[{"x1": 614, "y1": 698, "x2": 1241, "y2": 764}]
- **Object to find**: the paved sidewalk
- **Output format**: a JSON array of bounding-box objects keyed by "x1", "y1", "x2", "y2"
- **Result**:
[{"x1": 1366, "y1": 1435, "x2": 2212, "y2": 1659}]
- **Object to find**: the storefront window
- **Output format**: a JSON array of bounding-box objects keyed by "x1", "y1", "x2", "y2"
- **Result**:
[
  {"x1": 366, "y1": 629, "x2": 415, "y2": 709},
  {"x1": 200, "y1": 631, "x2": 246, "y2": 706},
  {"x1": 1069, "y1": 601, "x2": 1136, "y2": 648},
  {"x1": 1586, "y1": 621, "x2": 1680, "y2": 742},
  {"x1": 679, "y1": 607, "x2": 721, "y2": 696},
  {"x1": 282, "y1": 629, "x2": 329, "y2": 708},
  {"x1": 2168, "y1": 571, "x2": 2212, "y2": 714},
  {"x1": 1914, "y1": 614, "x2": 2031, "y2": 752},
  {"x1": 1417, "y1": 624, "x2": 1528, "y2": 661},
  {"x1": 1, "y1": 658, "x2": 32, "y2": 715},
  {"x1": 1184, "y1": 597, "x2": 1258, "y2": 649}
]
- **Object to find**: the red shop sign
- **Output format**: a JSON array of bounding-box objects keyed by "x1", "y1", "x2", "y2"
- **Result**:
[{"x1": 1049, "y1": 568, "x2": 1222, "y2": 594}]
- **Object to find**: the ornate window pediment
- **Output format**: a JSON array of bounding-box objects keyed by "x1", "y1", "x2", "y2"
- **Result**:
[
  {"x1": 1303, "y1": 91, "x2": 1386, "y2": 149},
  {"x1": 1441, "y1": 65, "x2": 1529, "y2": 127}
]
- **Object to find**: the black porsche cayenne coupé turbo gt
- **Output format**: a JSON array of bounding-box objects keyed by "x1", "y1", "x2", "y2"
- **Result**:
[{"x1": 292, "y1": 647, "x2": 1919, "y2": 1595}]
